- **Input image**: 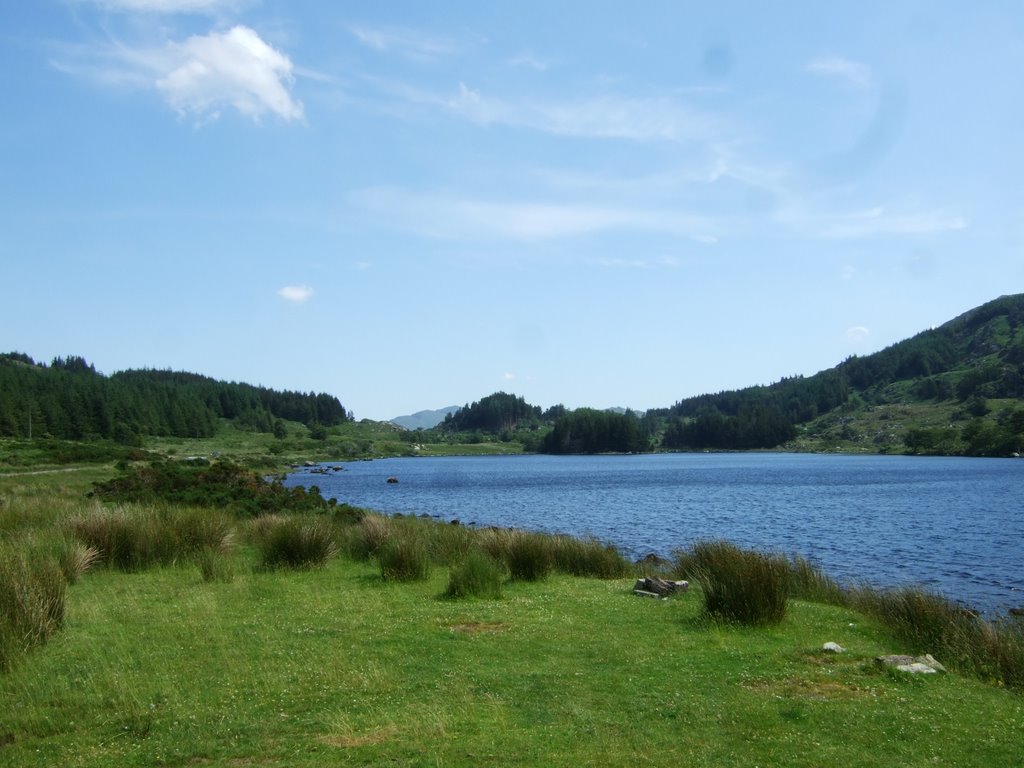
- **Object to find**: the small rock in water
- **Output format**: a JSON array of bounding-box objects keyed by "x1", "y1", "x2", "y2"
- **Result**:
[{"x1": 822, "y1": 642, "x2": 845, "y2": 654}]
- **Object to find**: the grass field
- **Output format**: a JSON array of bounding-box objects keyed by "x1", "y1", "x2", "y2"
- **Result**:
[{"x1": 1, "y1": 467, "x2": 1022, "y2": 767}]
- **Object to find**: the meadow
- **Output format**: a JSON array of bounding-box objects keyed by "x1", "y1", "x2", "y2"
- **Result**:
[{"x1": 1, "y1": 461, "x2": 1022, "y2": 767}]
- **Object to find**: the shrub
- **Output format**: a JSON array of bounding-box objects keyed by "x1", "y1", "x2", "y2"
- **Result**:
[
  {"x1": 0, "y1": 547, "x2": 67, "y2": 671},
  {"x1": 676, "y1": 540, "x2": 790, "y2": 626},
  {"x1": 551, "y1": 535, "x2": 630, "y2": 579},
  {"x1": 378, "y1": 537, "x2": 431, "y2": 582},
  {"x1": 444, "y1": 551, "x2": 504, "y2": 599},
  {"x1": 253, "y1": 516, "x2": 338, "y2": 570}
]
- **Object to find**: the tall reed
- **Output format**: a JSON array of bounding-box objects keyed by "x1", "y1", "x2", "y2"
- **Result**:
[
  {"x1": 675, "y1": 540, "x2": 790, "y2": 626},
  {"x1": 0, "y1": 545, "x2": 67, "y2": 671}
]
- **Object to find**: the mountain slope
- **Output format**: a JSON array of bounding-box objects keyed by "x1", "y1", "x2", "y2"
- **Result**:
[{"x1": 662, "y1": 294, "x2": 1024, "y2": 455}]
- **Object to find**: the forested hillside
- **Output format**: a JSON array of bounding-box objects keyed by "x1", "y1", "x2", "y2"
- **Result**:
[
  {"x1": 0, "y1": 354, "x2": 349, "y2": 443},
  {"x1": 660, "y1": 293, "x2": 1024, "y2": 454}
]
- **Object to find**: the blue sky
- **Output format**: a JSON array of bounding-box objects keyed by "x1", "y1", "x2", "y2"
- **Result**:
[{"x1": 2, "y1": 1, "x2": 1022, "y2": 420}]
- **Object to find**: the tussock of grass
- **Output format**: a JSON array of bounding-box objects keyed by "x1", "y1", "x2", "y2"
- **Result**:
[
  {"x1": 378, "y1": 537, "x2": 431, "y2": 582},
  {"x1": 787, "y1": 553, "x2": 848, "y2": 606},
  {"x1": 0, "y1": 544, "x2": 66, "y2": 671},
  {"x1": 69, "y1": 504, "x2": 235, "y2": 571},
  {"x1": 675, "y1": 540, "x2": 790, "y2": 626},
  {"x1": 251, "y1": 515, "x2": 337, "y2": 570},
  {"x1": 550, "y1": 534, "x2": 631, "y2": 579},
  {"x1": 847, "y1": 585, "x2": 1024, "y2": 687},
  {"x1": 444, "y1": 550, "x2": 504, "y2": 599}
]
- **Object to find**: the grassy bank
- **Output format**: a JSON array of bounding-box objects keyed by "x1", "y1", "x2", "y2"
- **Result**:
[{"x1": 2, "y1": 470, "x2": 1023, "y2": 766}]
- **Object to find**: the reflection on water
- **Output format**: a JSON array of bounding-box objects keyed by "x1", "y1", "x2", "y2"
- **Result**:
[{"x1": 286, "y1": 453, "x2": 1023, "y2": 616}]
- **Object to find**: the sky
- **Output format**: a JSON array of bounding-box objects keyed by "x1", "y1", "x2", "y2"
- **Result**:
[{"x1": 2, "y1": 1, "x2": 1023, "y2": 421}]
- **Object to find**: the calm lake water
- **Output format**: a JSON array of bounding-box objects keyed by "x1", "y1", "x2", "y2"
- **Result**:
[{"x1": 284, "y1": 453, "x2": 1023, "y2": 616}]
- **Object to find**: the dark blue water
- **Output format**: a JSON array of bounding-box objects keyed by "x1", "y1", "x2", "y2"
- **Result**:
[{"x1": 285, "y1": 453, "x2": 1023, "y2": 615}]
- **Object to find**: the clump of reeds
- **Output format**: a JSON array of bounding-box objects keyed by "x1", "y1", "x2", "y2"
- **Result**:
[
  {"x1": 847, "y1": 585, "x2": 1024, "y2": 686},
  {"x1": 57, "y1": 539, "x2": 100, "y2": 584},
  {"x1": 504, "y1": 531, "x2": 555, "y2": 582},
  {"x1": 341, "y1": 514, "x2": 394, "y2": 561},
  {"x1": 674, "y1": 540, "x2": 790, "y2": 626},
  {"x1": 0, "y1": 546, "x2": 67, "y2": 671},
  {"x1": 69, "y1": 505, "x2": 234, "y2": 571},
  {"x1": 444, "y1": 550, "x2": 505, "y2": 599},
  {"x1": 786, "y1": 553, "x2": 848, "y2": 606},
  {"x1": 252, "y1": 515, "x2": 338, "y2": 570},
  {"x1": 550, "y1": 535, "x2": 631, "y2": 579},
  {"x1": 378, "y1": 537, "x2": 431, "y2": 582}
]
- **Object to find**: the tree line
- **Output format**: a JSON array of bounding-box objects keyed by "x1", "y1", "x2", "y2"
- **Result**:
[{"x1": 0, "y1": 353, "x2": 349, "y2": 443}]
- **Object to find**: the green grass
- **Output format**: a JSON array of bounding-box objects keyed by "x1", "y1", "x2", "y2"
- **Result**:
[
  {"x1": 2, "y1": 471, "x2": 1024, "y2": 766},
  {"x1": 2, "y1": 560, "x2": 1023, "y2": 767}
]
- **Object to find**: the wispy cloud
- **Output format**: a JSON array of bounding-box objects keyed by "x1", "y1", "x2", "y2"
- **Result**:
[
  {"x1": 53, "y1": 26, "x2": 304, "y2": 122},
  {"x1": 349, "y1": 25, "x2": 457, "y2": 60},
  {"x1": 507, "y1": 53, "x2": 549, "y2": 71},
  {"x1": 845, "y1": 326, "x2": 870, "y2": 343},
  {"x1": 806, "y1": 56, "x2": 872, "y2": 89},
  {"x1": 277, "y1": 285, "x2": 314, "y2": 303},
  {"x1": 353, "y1": 187, "x2": 718, "y2": 243},
  {"x1": 445, "y1": 82, "x2": 725, "y2": 142},
  {"x1": 817, "y1": 207, "x2": 967, "y2": 239}
]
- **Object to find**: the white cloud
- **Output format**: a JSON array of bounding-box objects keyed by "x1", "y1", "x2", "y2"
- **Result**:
[
  {"x1": 846, "y1": 326, "x2": 871, "y2": 343},
  {"x1": 53, "y1": 25, "x2": 304, "y2": 122},
  {"x1": 87, "y1": 0, "x2": 242, "y2": 12},
  {"x1": 157, "y1": 26, "x2": 304, "y2": 121},
  {"x1": 277, "y1": 285, "x2": 314, "y2": 303},
  {"x1": 841, "y1": 265, "x2": 857, "y2": 280},
  {"x1": 503, "y1": 372, "x2": 516, "y2": 381},
  {"x1": 806, "y1": 56, "x2": 872, "y2": 88},
  {"x1": 349, "y1": 25, "x2": 455, "y2": 60}
]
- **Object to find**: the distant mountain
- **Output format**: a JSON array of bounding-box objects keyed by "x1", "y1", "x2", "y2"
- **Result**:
[{"x1": 390, "y1": 406, "x2": 460, "y2": 430}]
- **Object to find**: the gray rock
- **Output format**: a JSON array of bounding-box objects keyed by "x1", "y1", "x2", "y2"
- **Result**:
[{"x1": 875, "y1": 654, "x2": 945, "y2": 674}]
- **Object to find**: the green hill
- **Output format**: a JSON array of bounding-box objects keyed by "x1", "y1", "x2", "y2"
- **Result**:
[{"x1": 661, "y1": 294, "x2": 1024, "y2": 455}]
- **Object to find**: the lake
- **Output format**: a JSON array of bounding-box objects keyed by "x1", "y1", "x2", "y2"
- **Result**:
[{"x1": 284, "y1": 453, "x2": 1023, "y2": 616}]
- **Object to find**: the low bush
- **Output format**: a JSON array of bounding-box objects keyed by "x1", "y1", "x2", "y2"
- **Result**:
[
  {"x1": 444, "y1": 550, "x2": 504, "y2": 599},
  {"x1": 378, "y1": 537, "x2": 432, "y2": 582},
  {"x1": 0, "y1": 546, "x2": 67, "y2": 671},
  {"x1": 675, "y1": 540, "x2": 790, "y2": 626},
  {"x1": 253, "y1": 516, "x2": 337, "y2": 570},
  {"x1": 91, "y1": 461, "x2": 335, "y2": 517}
]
